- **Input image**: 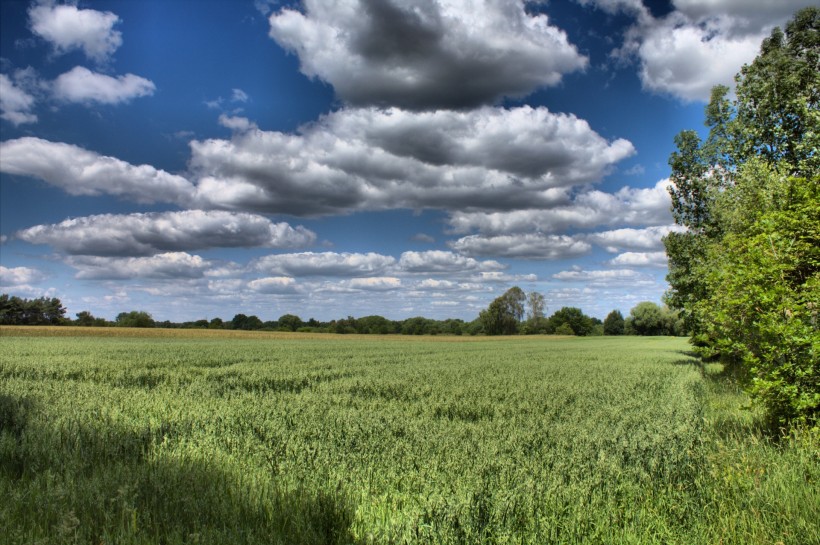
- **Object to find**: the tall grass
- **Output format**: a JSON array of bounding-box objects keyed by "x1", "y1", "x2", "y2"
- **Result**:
[{"x1": 0, "y1": 330, "x2": 817, "y2": 544}]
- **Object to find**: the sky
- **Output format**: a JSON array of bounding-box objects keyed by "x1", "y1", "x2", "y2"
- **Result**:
[{"x1": 0, "y1": 0, "x2": 814, "y2": 323}]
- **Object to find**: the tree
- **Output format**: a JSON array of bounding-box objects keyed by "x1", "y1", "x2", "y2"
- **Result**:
[
  {"x1": 629, "y1": 302, "x2": 665, "y2": 336},
  {"x1": 277, "y1": 314, "x2": 303, "y2": 332},
  {"x1": 547, "y1": 307, "x2": 594, "y2": 336},
  {"x1": 479, "y1": 286, "x2": 526, "y2": 335},
  {"x1": 75, "y1": 311, "x2": 96, "y2": 326},
  {"x1": 663, "y1": 7, "x2": 819, "y2": 428},
  {"x1": 526, "y1": 291, "x2": 546, "y2": 321},
  {"x1": 115, "y1": 311, "x2": 155, "y2": 328},
  {"x1": 603, "y1": 310, "x2": 625, "y2": 335},
  {"x1": 0, "y1": 294, "x2": 66, "y2": 325}
]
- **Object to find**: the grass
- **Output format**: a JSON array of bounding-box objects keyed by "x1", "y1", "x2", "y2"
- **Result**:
[{"x1": 0, "y1": 327, "x2": 817, "y2": 544}]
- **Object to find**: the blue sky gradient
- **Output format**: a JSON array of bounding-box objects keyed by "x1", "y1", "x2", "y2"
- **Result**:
[{"x1": 1, "y1": 0, "x2": 812, "y2": 322}]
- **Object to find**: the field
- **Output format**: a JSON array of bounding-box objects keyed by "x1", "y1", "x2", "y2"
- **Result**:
[{"x1": 1, "y1": 327, "x2": 817, "y2": 544}]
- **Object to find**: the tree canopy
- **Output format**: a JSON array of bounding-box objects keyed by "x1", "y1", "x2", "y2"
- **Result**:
[{"x1": 663, "y1": 7, "x2": 819, "y2": 428}]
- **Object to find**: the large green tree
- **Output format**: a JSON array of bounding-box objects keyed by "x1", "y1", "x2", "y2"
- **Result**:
[
  {"x1": 663, "y1": 7, "x2": 819, "y2": 428},
  {"x1": 480, "y1": 286, "x2": 526, "y2": 335}
]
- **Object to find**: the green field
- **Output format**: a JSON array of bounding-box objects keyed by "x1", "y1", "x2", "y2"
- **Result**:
[{"x1": 1, "y1": 328, "x2": 817, "y2": 544}]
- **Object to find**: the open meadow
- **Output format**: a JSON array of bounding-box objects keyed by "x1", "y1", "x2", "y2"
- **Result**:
[{"x1": 1, "y1": 327, "x2": 817, "y2": 544}]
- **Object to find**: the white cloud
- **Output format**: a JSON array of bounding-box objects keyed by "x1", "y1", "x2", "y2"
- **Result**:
[
  {"x1": 191, "y1": 106, "x2": 634, "y2": 215},
  {"x1": 552, "y1": 267, "x2": 643, "y2": 282},
  {"x1": 633, "y1": 16, "x2": 762, "y2": 102},
  {"x1": 268, "y1": 0, "x2": 587, "y2": 109},
  {"x1": 247, "y1": 276, "x2": 299, "y2": 293},
  {"x1": 231, "y1": 88, "x2": 249, "y2": 102},
  {"x1": 347, "y1": 277, "x2": 402, "y2": 291},
  {"x1": 29, "y1": 3, "x2": 122, "y2": 63},
  {"x1": 53, "y1": 66, "x2": 155, "y2": 104},
  {"x1": 672, "y1": 0, "x2": 814, "y2": 31},
  {"x1": 0, "y1": 265, "x2": 47, "y2": 286},
  {"x1": 15, "y1": 211, "x2": 316, "y2": 256},
  {"x1": 67, "y1": 252, "x2": 212, "y2": 280},
  {"x1": 0, "y1": 137, "x2": 194, "y2": 204},
  {"x1": 447, "y1": 179, "x2": 672, "y2": 235},
  {"x1": 450, "y1": 234, "x2": 591, "y2": 259},
  {"x1": 398, "y1": 250, "x2": 504, "y2": 274},
  {"x1": 586, "y1": 225, "x2": 684, "y2": 253},
  {"x1": 472, "y1": 271, "x2": 538, "y2": 283},
  {"x1": 607, "y1": 251, "x2": 668, "y2": 267},
  {"x1": 0, "y1": 74, "x2": 37, "y2": 125},
  {"x1": 218, "y1": 114, "x2": 257, "y2": 132},
  {"x1": 611, "y1": 0, "x2": 816, "y2": 102},
  {"x1": 254, "y1": 252, "x2": 396, "y2": 277}
]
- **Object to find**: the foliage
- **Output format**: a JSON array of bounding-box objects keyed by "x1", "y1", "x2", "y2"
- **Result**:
[
  {"x1": 115, "y1": 310, "x2": 156, "y2": 328},
  {"x1": 479, "y1": 286, "x2": 526, "y2": 335},
  {"x1": 603, "y1": 310, "x2": 625, "y2": 335},
  {"x1": 1, "y1": 331, "x2": 817, "y2": 544},
  {"x1": 547, "y1": 306, "x2": 596, "y2": 336},
  {"x1": 0, "y1": 294, "x2": 66, "y2": 325},
  {"x1": 277, "y1": 314, "x2": 304, "y2": 332},
  {"x1": 663, "y1": 7, "x2": 820, "y2": 428}
]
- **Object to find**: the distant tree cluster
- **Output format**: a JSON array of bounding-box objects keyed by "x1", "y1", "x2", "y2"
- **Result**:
[
  {"x1": 0, "y1": 294, "x2": 66, "y2": 325},
  {"x1": 0, "y1": 291, "x2": 684, "y2": 339}
]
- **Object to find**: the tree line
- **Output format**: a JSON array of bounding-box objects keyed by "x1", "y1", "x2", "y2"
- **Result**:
[
  {"x1": 0, "y1": 291, "x2": 683, "y2": 337},
  {"x1": 663, "y1": 7, "x2": 818, "y2": 429}
]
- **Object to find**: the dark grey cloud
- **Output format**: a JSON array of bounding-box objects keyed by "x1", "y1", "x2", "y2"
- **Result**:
[
  {"x1": 67, "y1": 253, "x2": 212, "y2": 280},
  {"x1": 0, "y1": 137, "x2": 194, "y2": 204},
  {"x1": 191, "y1": 107, "x2": 634, "y2": 216},
  {"x1": 268, "y1": 0, "x2": 587, "y2": 109}
]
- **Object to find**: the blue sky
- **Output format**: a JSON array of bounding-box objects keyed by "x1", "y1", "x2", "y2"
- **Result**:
[{"x1": 0, "y1": 0, "x2": 812, "y2": 323}]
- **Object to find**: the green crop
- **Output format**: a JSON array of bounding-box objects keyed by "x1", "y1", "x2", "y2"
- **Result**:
[{"x1": 1, "y1": 329, "x2": 817, "y2": 544}]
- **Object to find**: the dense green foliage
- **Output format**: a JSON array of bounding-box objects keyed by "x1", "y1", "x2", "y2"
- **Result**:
[
  {"x1": 0, "y1": 294, "x2": 66, "y2": 325},
  {"x1": 625, "y1": 302, "x2": 685, "y2": 337},
  {"x1": 603, "y1": 310, "x2": 624, "y2": 335},
  {"x1": 664, "y1": 8, "x2": 819, "y2": 428},
  {"x1": 479, "y1": 286, "x2": 526, "y2": 335},
  {"x1": 115, "y1": 311, "x2": 156, "y2": 328},
  {"x1": 1, "y1": 329, "x2": 817, "y2": 544}
]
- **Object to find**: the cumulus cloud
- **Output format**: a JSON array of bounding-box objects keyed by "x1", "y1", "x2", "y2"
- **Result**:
[
  {"x1": 53, "y1": 66, "x2": 155, "y2": 104},
  {"x1": 29, "y1": 2, "x2": 122, "y2": 63},
  {"x1": 0, "y1": 74, "x2": 37, "y2": 125},
  {"x1": 398, "y1": 250, "x2": 504, "y2": 274},
  {"x1": 472, "y1": 271, "x2": 538, "y2": 283},
  {"x1": 254, "y1": 252, "x2": 397, "y2": 277},
  {"x1": 15, "y1": 211, "x2": 316, "y2": 256},
  {"x1": 268, "y1": 0, "x2": 587, "y2": 109},
  {"x1": 607, "y1": 251, "x2": 668, "y2": 267},
  {"x1": 0, "y1": 137, "x2": 194, "y2": 204},
  {"x1": 552, "y1": 267, "x2": 644, "y2": 283},
  {"x1": 0, "y1": 265, "x2": 47, "y2": 286},
  {"x1": 247, "y1": 276, "x2": 299, "y2": 293},
  {"x1": 347, "y1": 277, "x2": 402, "y2": 291},
  {"x1": 586, "y1": 225, "x2": 684, "y2": 253},
  {"x1": 447, "y1": 179, "x2": 672, "y2": 235},
  {"x1": 632, "y1": 16, "x2": 762, "y2": 102},
  {"x1": 67, "y1": 252, "x2": 212, "y2": 280},
  {"x1": 191, "y1": 106, "x2": 634, "y2": 215},
  {"x1": 450, "y1": 234, "x2": 591, "y2": 260},
  {"x1": 610, "y1": 0, "x2": 816, "y2": 101}
]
